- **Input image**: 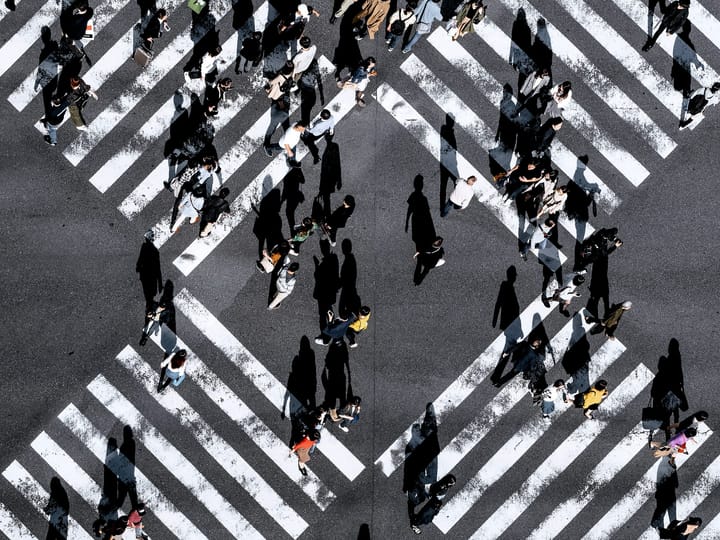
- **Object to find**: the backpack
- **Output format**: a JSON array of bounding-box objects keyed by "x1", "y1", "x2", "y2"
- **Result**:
[
  {"x1": 390, "y1": 18, "x2": 406, "y2": 35},
  {"x1": 688, "y1": 92, "x2": 708, "y2": 115}
]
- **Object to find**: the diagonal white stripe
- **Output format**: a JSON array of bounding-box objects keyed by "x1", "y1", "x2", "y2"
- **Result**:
[
  {"x1": 401, "y1": 53, "x2": 595, "y2": 242},
  {"x1": 467, "y1": 21, "x2": 651, "y2": 186},
  {"x1": 470, "y1": 361, "x2": 655, "y2": 540},
  {"x1": 86, "y1": 374, "x2": 263, "y2": 539},
  {"x1": 115, "y1": 345, "x2": 309, "y2": 537},
  {"x1": 687, "y1": 0, "x2": 720, "y2": 54},
  {"x1": 137, "y1": 332, "x2": 336, "y2": 509},
  {"x1": 0, "y1": 501, "x2": 36, "y2": 540},
  {"x1": 172, "y1": 81, "x2": 361, "y2": 276},
  {"x1": 2, "y1": 461, "x2": 94, "y2": 540},
  {"x1": 57, "y1": 403, "x2": 208, "y2": 539},
  {"x1": 375, "y1": 82, "x2": 566, "y2": 270},
  {"x1": 173, "y1": 287, "x2": 366, "y2": 481},
  {"x1": 582, "y1": 427, "x2": 713, "y2": 540},
  {"x1": 0, "y1": 0, "x2": 59, "y2": 78},
  {"x1": 696, "y1": 508, "x2": 720, "y2": 539},
  {"x1": 61, "y1": 0, "x2": 236, "y2": 165}
]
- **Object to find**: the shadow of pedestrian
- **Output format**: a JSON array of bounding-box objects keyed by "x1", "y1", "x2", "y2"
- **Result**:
[
  {"x1": 100, "y1": 438, "x2": 119, "y2": 517},
  {"x1": 321, "y1": 340, "x2": 350, "y2": 413},
  {"x1": 672, "y1": 22, "x2": 698, "y2": 102},
  {"x1": 232, "y1": 0, "x2": 255, "y2": 30},
  {"x1": 164, "y1": 90, "x2": 201, "y2": 161},
  {"x1": 339, "y1": 239, "x2": 360, "y2": 316},
  {"x1": 440, "y1": 113, "x2": 458, "y2": 211},
  {"x1": 510, "y1": 8, "x2": 532, "y2": 75},
  {"x1": 587, "y1": 253, "x2": 610, "y2": 319},
  {"x1": 531, "y1": 18, "x2": 552, "y2": 74},
  {"x1": 116, "y1": 426, "x2": 138, "y2": 510},
  {"x1": 403, "y1": 403, "x2": 440, "y2": 505},
  {"x1": 490, "y1": 84, "x2": 518, "y2": 176},
  {"x1": 313, "y1": 240, "x2": 341, "y2": 329},
  {"x1": 136, "y1": 234, "x2": 163, "y2": 311},
  {"x1": 284, "y1": 336, "x2": 318, "y2": 417},
  {"x1": 157, "y1": 280, "x2": 177, "y2": 352},
  {"x1": 651, "y1": 456, "x2": 678, "y2": 528},
  {"x1": 357, "y1": 523, "x2": 371, "y2": 540},
  {"x1": 252, "y1": 188, "x2": 284, "y2": 259},
  {"x1": 44, "y1": 477, "x2": 69, "y2": 540},
  {"x1": 318, "y1": 142, "x2": 343, "y2": 216},
  {"x1": 493, "y1": 266, "x2": 520, "y2": 331},
  {"x1": 650, "y1": 339, "x2": 687, "y2": 429},
  {"x1": 565, "y1": 156, "x2": 597, "y2": 246},
  {"x1": 563, "y1": 318, "x2": 591, "y2": 394},
  {"x1": 332, "y1": 10, "x2": 364, "y2": 82},
  {"x1": 282, "y1": 168, "x2": 306, "y2": 232},
  {"x1": 406, "y1": 175, "x2": 436, "y2": 252}
]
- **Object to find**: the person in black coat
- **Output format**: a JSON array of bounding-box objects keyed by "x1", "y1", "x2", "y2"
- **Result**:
[
  {"x1": 141, "y1": 8, "x2": 169, "y2": 49},
  {"x1": 325, "y1": 195, "x2": 355, "y2": 246},
  {"x1": 199, "y1": 187, "x2": 231, "y2": 237},
  {"x1": 534, "y1": 117, "x2": 563, "y2": 158},
  {"x1": 642, "y1": 0, "x2": 689, "y2": 51},
  {"x1": 60, "y1": 0, "x2": 93, "y2": 41}
]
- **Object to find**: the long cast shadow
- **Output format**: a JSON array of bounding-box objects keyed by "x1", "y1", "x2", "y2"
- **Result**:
[
  {"x1": 44, "y1": 477, "x2": 69, "y2": 540},
  {"x1": 284, "y1": 335, "x2": 317, "y2": 416},
  {"x1": 405, "y1": 175, "x2": 436, "y2": 253}
]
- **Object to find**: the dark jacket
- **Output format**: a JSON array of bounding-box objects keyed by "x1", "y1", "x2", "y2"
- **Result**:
[
  {"x1": 61, "y1": 7, "x2": 93, "y2": 40},
  {"x1": 328, "y1": 205, "x2": 354, "y2": 229},
  {"x1": 201, "y1": 195, "x2": 230, "y2": 222},
  {"x1": 662, "y1": 2, "x2": 689, "y2": 34},
  {"x1": 141, "y1": 15, "x2": 164, "y2": 41},
  {"x1": 46, "y1": 98, "x2": 70, "y2": 125}
]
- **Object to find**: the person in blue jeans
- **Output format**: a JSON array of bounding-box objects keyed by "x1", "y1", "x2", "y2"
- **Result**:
[
  {"x1": 159, "y1": 349, "x2": 187, "y2": 390},
  {"x1": 402, "y1": 0, "x2": 442, "y2": 53},
  {"x1": 337, "y1": 396, "x2": 362, "y2": 432},
  {"x1": 43, "y1": 97, "x2": 69, "y2": 146}
]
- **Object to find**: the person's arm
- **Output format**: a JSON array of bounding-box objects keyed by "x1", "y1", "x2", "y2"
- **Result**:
[{"x1": 160, "y1": 352, "x2": 175, "y2": 368}]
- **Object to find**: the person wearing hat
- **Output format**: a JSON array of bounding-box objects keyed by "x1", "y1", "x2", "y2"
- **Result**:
[
  {"x1": 65, "y1": 76, "x2": 98, "y2": 130},
  {"x1": 586, "y1": 301, "x2": 632, "y2": 340},
  {"x1": 642, "y1": 0, "x2": 690, "y2": 51}
]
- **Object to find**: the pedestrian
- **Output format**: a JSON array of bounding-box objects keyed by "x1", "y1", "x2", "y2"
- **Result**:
[
  {"x1": 679, "y1": 82, "x2": 720, "y2": 129},
  {"x1": 410, "y1": 497, "x2": 443, "y2": 534},
  {"x1": 297, "y1": 57, "x2": 326, "y2": 125},
  {"x1": 139, "y1": 300, "x2": 168, "y2": 346},
  {"x1": 578, "y1": 379, "x2": 608, "y2": 419},
  {"x1": 518, "y1": 67, "x2": 551, "y2": 113},
  {"x1": 338, "y1": 57, "x2": 377, "y2": 107},
  {"x1": 268, "y1": 261, "x2": 299, "y2": 309},
  {"x1": 290, "y1": 36, "x2": 317, "y2": 81},
  {"x1": 576, "y1": 227, "x2": 623, "y2": 273},
  {"x1": 125, "y1": 503, "x2": 148, "y2": 539},
  {"x1": 541, "y1": 379, "x2": 570, "y2": 418},
  {"x1": 660, "y1": 517, "x2": 703, "y2": 539},
  {"x1": 288, "y1": 217, "x2": 317, "y2": 255},
  {"x1": 642, "y1": 0, "x2": 689, "y2": 51},
  {"x1": 413, "y1": 236, "x2": 445, "y2": 285},
  {"x1": 170, "y1": 184, "x2": 206, "y2": 234},
  {"x1": 65, "y1": 76, "x2": 98, "y2": 131},
  {"x1": 278, "y1": 3, "x2": 319, "y2": 43},
  {"x1": 385, "y1": 4, "x2": 416, "y2": 52},
  {"x1": 198, "y1": 186, "x2": 230, "y2": 237},
  {"x1": 315, "y1": 310, "x2": 357, "y2": 345},
  {"x1": 533, "y1": 117, "x2": 563, "y2": 158},
  {"x1": 352, "y1": 0, "x2": 391, "y2": 40},
  {"x1": 60, "y1": 0, "x2": 93, "y2": 62},
  {"x1": 532, "y1": 184, "x2": 569, "y2": 223},
  {"x1": 650, "y1": 426, "x2": 697, "y2": 458},
  {"x1": 265, "y1": 121, "x2": 306, "y2": 167},
  {"x1": 543, "y1": 81, "x2": 572, "y2": 118},
  {"x1": 550, "y1": 274, "x2": 584, "y2": 316},
  {"x1": 329, "y1": 0, "x2": 357, "y2": 23},
  {"x1": 289, "y1": 428, "x2": 320, "y2": 476},
  {"x1": 501, "y1": 158, "x2": 544, "y2": 201},
  {"x1": 346, "y1": 306, "x2": 371, "y2": 348},
  {"x1": 426, "y1": 474, "x2": 456, "y2": 501},
  {"x1": 43, "y1": 97, "x2": 69, "y2": 146},
  {"x1": 257, "y1": 241, "x2": 291, "y2": 273},
  {"x1": 402, "y1": 0, "x2": 443, "y2": 53},
  {"x1": 237, "y1": 31, "x2": 263, "y2": 73},
  {"x1": 301, "y1": 109, "x2": 335, "y2": 164},
  {"x1": 325, "y1": 195, "x2": 355, "y2": 246},
  {"x1": 441, "y1": 176, "x2": 476, "y2": 217},
  {"x1": 203, "y1": 77, "x2": 232, "y2": 114},
  {"x1": 158, "y1": 349, "x2": 188, "y2": 390},
  {"x1": 141, "y1": 8, "x2": 169, "y2": 50},
  {"x1": 337, "y1": 396, "x2": 362, "y2": 432},
  {"x1": 586, "y1": 301, "x2": 632, "y2": 340},
  {"x1": 666, "y1": 411, "x2": 708, "y2": 440},
  {"x1": 263, "y1": 94, "x2": 292, "y2": 152},
  {"x1": 446, "y1": 0, "x2": 486, "y2": 41}
]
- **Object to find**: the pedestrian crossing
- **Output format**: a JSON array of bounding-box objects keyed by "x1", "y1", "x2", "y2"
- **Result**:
[{"x1": 3, "y1": 0, "x2": 720, "y2": 536}]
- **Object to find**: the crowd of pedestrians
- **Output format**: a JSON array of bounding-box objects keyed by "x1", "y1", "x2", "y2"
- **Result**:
[{"x1": 22, "y1": 0, "x2": 715, "y2": 535}]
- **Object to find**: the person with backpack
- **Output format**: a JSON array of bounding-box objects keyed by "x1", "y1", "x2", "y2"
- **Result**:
[
  {"x1": 679, "y1": 82, "x2": 720, "y2": 129},
  {"x1": 170, "y1": 184, "x2": 206, "y2": 234},
  {"x1": 385, "y1": 4, "x2": 416, "y2": 51}
]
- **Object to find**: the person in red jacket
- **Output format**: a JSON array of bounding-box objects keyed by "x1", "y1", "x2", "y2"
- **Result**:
[{"x1": 289, "y1": 429, "x2": 320, "y2": 476}]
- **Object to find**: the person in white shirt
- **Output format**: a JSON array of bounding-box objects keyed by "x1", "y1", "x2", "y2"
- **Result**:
[
  {"x1": 268, "y1": 262, "x2": 299, "y2": 309},
  {"x1": 441, "y1": 176, "x2": 476, "y2": 217},
  {"x1": 171, "y1": 185, "x2": 206, "y2": 234},
  {"x1": 541, "y1": 379, "x2": 570, "y2": 418},
  {"x1": 679, "y1": 82, "x2": 720, "y2": 129},
  {"x1": 291, "y1": 36, "x2": 317, "y2": 81},
  {"x1": 301, "y1": 109, "x2": 335, "y2": 163},
  {"x1": 159, "y1": 349, "x2": 188, "y2": 390},
  {"x1": 266, "y1": 121, "x2": 306, "y2": 165},
  {"x1": 551, "y1": 273, "x2": 585, "y2": 316}
]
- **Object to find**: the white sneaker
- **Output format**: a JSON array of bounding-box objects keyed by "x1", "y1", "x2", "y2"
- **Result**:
[
  {"x1": 339, "y1": 426, "x2": 349, "y2": 432},
  {"x1": 289, "y1": 249, "x2": 299, "y2": 256},
  {"x1": 349, "y1": 342, "x2": 358, "y2": 349}
]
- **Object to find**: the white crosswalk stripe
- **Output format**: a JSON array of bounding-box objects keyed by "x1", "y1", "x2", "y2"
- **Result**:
[
  {"x1": 86, "y1": 374, "x2": 264, "y2": 539},
  {"x1": 582, "y1": 427, "x2": 713, "y2": 540},
  {"x1": 115, "y1": 345, "x2": 310, "y2": 538},
  {"x1": 0, "y1": 501, "x2": 35, "y2": 540},
  {"x1": 376, "y1": 82, "x2": 568, "y2": 270},
  {"x1": 2, "y1": 460, "x2": 95, "y2": 540},
  {"x1": 173, "y1": 288, "x2": 366, "y2": 481},
  {"x1": 61, "y1": 0, "x2": 236, "y2": 165},
  {"x1": 685, "y1": 0, "x2": 720, "y2": 54},
  {"x1": 466, "y1": 361, "x2": 653, "y2": 539},
  {"x1": 140, "y1": 327, "x2": 337, "y2": 510},
  {"x1": 637, "y1": 451, "x2": 720, "y2": 538},
  {"x1": 57, "y1": 403, "x2": 209, "y2": 539},
  {"x1": 696, "y1": 509, "x2": 720, "y2": 539},
  {"x1": 0, "y1": 0, "x2": 24, "y2": 23},
  {"x1": 0, "y1": 0, "x2": 60, "y2": 78}
]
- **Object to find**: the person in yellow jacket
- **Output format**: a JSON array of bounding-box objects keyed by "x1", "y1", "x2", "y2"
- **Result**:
[
  {"x1": 353, "y1": 0, "x2": 391, "y2": 40},
  {"x1": 346, "y1": 306, "x2": 371, "y2": 348},
  {"x1": 579, "y1": 380, "x2": 608, "y2": 419}
]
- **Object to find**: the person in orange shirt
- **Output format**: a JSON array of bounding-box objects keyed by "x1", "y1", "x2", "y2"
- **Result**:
[
  {"x1": 289, "y1": 429, "x2": 320, "y2": 476},
  {"x1": 579, "y1": 380, "x2": 608, "y2": 419}
]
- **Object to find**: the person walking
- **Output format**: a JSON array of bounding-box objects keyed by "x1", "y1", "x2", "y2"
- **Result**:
[
  {"x1": 43, "y1": 97, "x2": 70, "y2": 146},
  {"x1": 66, "y1": 76, "x2": 98, "y2": 131},
  {"x1": 586, "y1": 301, "x2": 632, "y2": 340},
  {"x1": 290, "y1": 36, "x2": 317, "y2": 82},
  {"x1": 410, "y1": 497, "x2": 443, "y2": 534},
  {"x1": 533, "y1": 117, "x2": 563, "y2": 158},
  {"x1": 660, "y1": 517, "x2": 703, "y2": 539},
  {"x1": 518, "y1": 67, "x2": 551, "y2": 113},
  {"x1": 139, "y1": 300, "x2": 169, "y2": 346},
  {"x1": 289, "y1": 429, "x2": 320, "y2": 476},
  {"x1": 642, "y1": 0, "x2": 689, "y2": 51},
  {"x1": 170, "y1": 184, "x2": 206, "y2": 234},
  {"x1": 198, "y1": 186, "x2": 230, "y2": 237},
  {"x1": 650, "y1": 426, "x2": 697, "y2": 458},
  {"x1": 315, "y1": 310, "x2": 357, "y2": 346},
  {"x1": 541, "y1": 379, "x2": 570, "y2": 418},
  {"x1": 237, "y1": 31, "x2": 263, "y2": 73},
  {"x1": 551, "y1": 274, "x2": 584, "y2": 316},
  {"x1": 324, "y1": 195, "x2": 355, "y2": 246},
  {"x1": 679, "y1": 82, "x2": 720, "y2": 129},
  {"x1": 576, "y1": 227, "x2": 623, "y2": 273},
  {"x1": 141, "y1": 8, "x2": 169, "y2": 50},
  {"x1": 666, "y1": 411, "x2": 709, "y2": 440},
  {"x1": 60, "y1": 0, "x2": 93, "y2": 61},
  {"x1": 338, "y1": 57, "x2": 377, "y2": 107},
  {"x1": 158, "y1": 349, "x2": 188, "y2": 390},
  {"x1": 385, "y1": 4, "x2": 416, "y2": 51},
  {"x1": 447, "y1": 0, "x2": 486, "y2": 41},
  {"x1": 402, "y1": 0, "x2": 443, "y2": 53},
  {"x1": 269, "y1": 262, "x2": 299, "y2": 309},
  {"x1": 125, "y1": 504, "x2": 148, "y2": 539},
  {"x1": 426, "y1": 474, "x2": 456, "y2": 501},
  {"x1": 494, "y1": 337, "x2": 543, "y2": 386},
  {"x1": 413, "y1": 236, "x2": 445, "y2": 285},
  {"x1": 352, "y1": 0, "x2": 391, "y2": 40},
  {"x1": 579, "y1": 379, "x2": 608, "y2": 419},
  {"x1": 301, "y1": 109, "x2": 335, "y2": 164},
  {"x1": 441, "y1": 176, "x2": 476, "y2": 217},
  {"x1": 337, "y1": 396, "x2": 362, "y2": 432},
  {"x1": 346, "y1": 306, "x2": 371, "y2": 348},
  {"x1": 266, "y1": 121, "x2": 306, "y2": 167}
]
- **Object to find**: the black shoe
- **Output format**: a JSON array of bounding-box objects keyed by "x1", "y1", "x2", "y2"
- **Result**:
[
  {"x1": 329, "y1": 14, "x2": 337, "y2": 23},
  {"x1": 299, "y1": 464, "x2": 308, "y2": 476},
  {"x1": 43, "y1": 135, "x2": 56, "y2": 146},
  {"x1": 312, "y1": 156, "x2": 320, "y2": 164},
  {"x1": 264, "y1": 146, "x2": 273, "y2": 157},
  {"x1": 139, "y1": 336, "x2": 148, "y2": 346},
  {"x1": 641, "y1": 41, "x2": 653, "y2": 52}
]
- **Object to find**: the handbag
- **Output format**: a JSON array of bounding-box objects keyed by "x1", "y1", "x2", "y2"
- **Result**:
[
  {"x1": 390, "y1": 19, "x2": 405, "y2": 35},
  {"x1": 187, "y1": 0, "x2": 206, "y2": 14},
  {"x1": 188, "y1": 66, "x2": 202, "y2": 79},
  {"x1": 642, "y1": 398, "x2": 663, "y2": 430}
]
